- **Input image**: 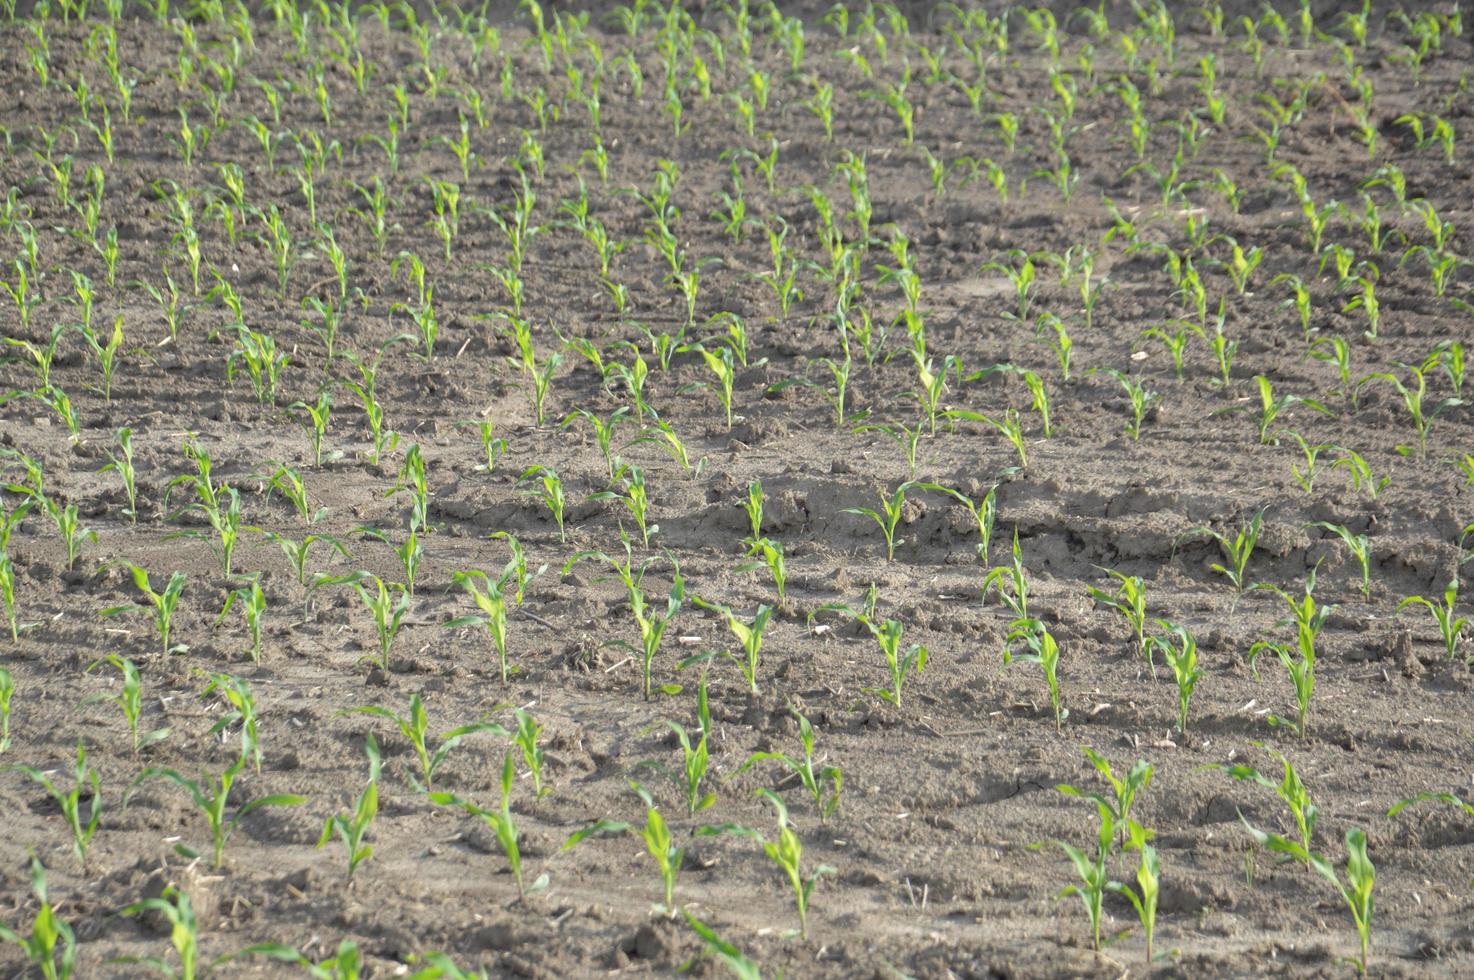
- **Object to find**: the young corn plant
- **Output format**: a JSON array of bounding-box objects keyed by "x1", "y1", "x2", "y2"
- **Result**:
[
  {"x1": 569, "y1": 540, "x2": 685, "y2": 700},
  {"x1": 118, "y1": 886, "x2": 213, "y2": 979},
  {"x1": 85, "y1": 655, "x2": 170, "y2": 754},
  {"x1": 13, "y1": 740, "x2": 102, "y2": 870},
  {"x1": 1145, "y1": 620, "x2": 1202, "y2": 734},
  {"x1": 1036, "y1": 779, "x2": 1122, "y2": 951},
  {"x1": 705, "y1": 791, "x2": 833, "y2": 941},
  {"x1": 429, "y1": 755, "x2": 549, "y2": 898},
  {"x1": 1216, "y1": 747, "x2": 1319, "y2": 870},
  {"x1": 737, "y1": 710, "x2": 842, "y2": 823},
  {"x1": 100, "y1": 565, "x2": 187, "y2": 656},
  {"x1": 919, "y1": 480, "x2": 1001, "y2": 562},
  {"x1": 1004, "y1": 617, "x2": 1066, "y2": 732},
  {"x1": 1243, "y1": 823, "x2": 1375, "y2": 975},
  {"x1": 0, "y1": 553, "x2": 27, "y2": 644},
  {"x1": 0, "y1": 856, "x2": 77, "y2": 980},
  {"x1": 651, "y1": 671, "x2": 716, "y2": 817},
  {"x1": 216, "y1": 578, "x2": 267, "y2": 664},
  {"x1": 844, "y1": 481, "x2": 917, "y2": 562},
  {"x1": 0, "y1": 666, "x2": 12, "y2": 754},
  {"x1": 1092, "y1": 367, "x2": 1158, "y2": 440},
  {"x1": 1088, "y1": 569, "x2": 1151, "y2": 671},
  {"x1": 317, "y1": 734, "x2": 380, "y2": 879},
  {"x1": 685, "y1": 599, "x2": 772, "y2": 694},
  {"x1": 98, "y1": 427, "x2": 139, "y2": 522},
  {"x1": 446, "y1": 568, "x2": 520, "y2": 684},
  {"x1": 517, "y1": 465, "x2": 567, "y2": 543},
  {"x1": 129, "y1": 754, "x2": 306, "y2": 869},
  {"x1": 512, "y1": 709, "x2": 548, "y2": 799},
  {"x1": 982, "y1": 530, "x2": 1031, "y2": 619},
  {"x1": 347, "y1": 693, "x2": 507, "y2": 791},
  {"x1": 1179, "y1": 509, "x2": 1265, "y2": 598},
  {"x1": 740, "y1": 537, "x2": 789, "y2": 607},
  {"x1": 1356, "y1": 362, "x2": 1463, "y2": 456},
  {"x1": 564, "y1": 782, "x2": 686, "y2": 916},
  {"x1": 588, "y1": 463, "x2": 656, "y2": 548},
  {"x1": 352, "y1": 574, "x2": 411, "y2": 671},
  {"x1": 1397, "y1": 580, "x2": 1470, "y2": 662}
]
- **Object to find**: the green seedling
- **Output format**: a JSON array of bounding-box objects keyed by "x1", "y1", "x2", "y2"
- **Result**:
[
  {"x1": 389, "y1": 444, "x2": 431, "y2": 532},
  {"x1": 738, "y1": 710, "x2": 842, "y2": 822},
  {"x1": 352, "y1": 574, "x2": 410, "y2": 671},
  {"x1": 1243, "y1": 823, "x2": 1375, "y2": 975},
  {"x1": 565, "y1": 782, "x2": 687, "y2": 916},
  {"x1": 99, "y1": 427, "x2": 139, "y2": 521},
  {"x1": 85, "y1": 655, "x2": 169, "y2": 753},
  {"x1": 570, "y1": 539, "x2": 686, "y2": 700},
  {"x1": 317, "y1": 734, "x2": 380, "y2": 878},
  {"x1": 199, "y1": 672, "x2": 263, "y2": 774},
  {"x1": 813, "y1": 602, "x2": 928, "y2": 707},
  {"x1": 0, "y1": 553, "x2": 25, "y2": 643},
  {"x1": 742, "y1": 479, "x2": 765, "y2": 544},
  {"x1": 21, "y1": 489, "x2": 95, "y2": 573},
  {"x1": 1113, "y1": 819, "x2": 1161, "y2": 965},
  {"x1": 982, "y1": 530, "x2": 1030, "y2": 619},
  {"x1": 1285, "y1": 432, "x2": 1334, "y2": 493},
  {"x1": 118, "y1": 885, "x2": 218, "y2": 979},
  {"x1": 446, "y1": 569, "x2": 519, "y2": 684},
  {"x1": 348, "y1": 693, "x2": 507, "y2": 791},
  {"x1": 263, "y1": 465, "x2": 325, "y2": 526},
  {"x1": 168, "y1": 484, "x2": 242, "y2": 578},
  {"x1": 843, "y1": 481, "x2": 917, "y2": 562},
  {"x1": 1046, "y1": 749, "x2": 1155, "y2": 948},
  {"x1": 1356, "y1": 363, "x2": 1463, "y2": 456},
  {"x1": 0, "y1": 666, "x2": 12, "y2": 754},
  {"x1": 1398, "y1": 580, "x2": 1470, "y2": 661},
  {"x1": 685, "y1": 599, "x2": 771, "y2": 694},
  {"x1": 0, "y1": 856, "x2": 76, "y2": 980},
  {"x1": 457, "y1": 419, "x2": 509, "y2": 474},
  {"x1": 854, "y1": 418, "x2": 929, "y2": 481},
  {"x1": 1252, "y1": 375, "x2": 1333, "y2": 445},
  {"x1": 1331, "y1": 448, "x2": 1391, "y2": 501},
  {"x1": 705, "y1": 791, "x2": 832, "y2": 941},
  {"x1": 216, "y1": 578, "x2": 266, "y2": 663},
  {"x1": 233, "y1": 939, "x2": 365, "y2": 979},
  {"x1": 740, "y1": 537, "x2": 788, "y2": 606},
  {"x1": 683, "y1": 912, "x2": 760, "y2": 980},
  {"x1": 252, "y1": 530, "x2": 350, "y2": 589},
  {"x1": 101, "y1": 566, "x2": 187, "y2": 656},
  {"x1": 1310, "y1": 524, "x2": 1374, "y2": 598},
  {"x1": 429, "y1": 755, "x2": 549, "y2": 897},
  {"x1": 1179, "y1": 509, "x2": 1265, "y2": 596},
  {"x1": 589, "y1": 463, "x2": 656, "y2": 547},
  {"x1": 920, "y1": 480, "x2": 1001, "y2": 562},
  {"x1": 651, "y1": 671, "x2": 715, "y2": 817},
  {"x1": 13, "y1": 740, "x2": 101, "y2": 870},
  {"x1": 1145, "y1": 620, "x2": 1201, "y2": 734},
  {"x1": 1088, "y1": 569, "x2": 1151, "y2": 669},
  {"x1": 1091, "y1": 367, "x2": 1157, "y2": 440},
  {"x1": 1250, "y1": 567, "x2": 1334, "y2": 736},
  {"x1": 512, "y1": 709, "x2": 548, "y2": 799},
  {"x1": 1005, "y1": 618, "x2": 1066, "y2": 732},
  {"x1": 560, "y1": 408, "x2": 629, "y2": 482},
  {"x1": 78, "y1": 314, "x2": 124, "y2": 402},
  {"x1": 517, "y1": 465, "x2": 567, "y2": 543},
  {"x1": 355, "y1": 526, "x2": 422, "y2": 597},
  {"x1": 1036, "y1": 785, "x2": 1118, "y2": 952},
  {"x1": 287, "y1": 389, "x2": 337, "y2": 465},
  {"x1": 1216, "y1": 747, "x2": 1318, "y2": 868},
  {"x1": 130, "y1": 754, "x2": 306, "y2": 868}
]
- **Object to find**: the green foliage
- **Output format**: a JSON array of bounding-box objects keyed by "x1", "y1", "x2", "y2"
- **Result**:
[{"x1": 317, "y1": 735, "x2": 380, "y2": 878}]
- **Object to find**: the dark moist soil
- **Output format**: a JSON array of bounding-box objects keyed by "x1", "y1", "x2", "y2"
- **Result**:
[{"x1": 2, "y1": 3, "x2": 1474, "y2": 977}]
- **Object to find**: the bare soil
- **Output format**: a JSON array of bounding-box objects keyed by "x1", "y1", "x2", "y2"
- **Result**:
[{"x1": 2, "y1": 3, "x2": 1474, "y2": 978}]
